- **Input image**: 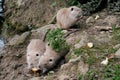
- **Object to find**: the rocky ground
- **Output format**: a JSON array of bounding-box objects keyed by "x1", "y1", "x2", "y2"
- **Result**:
[{"x1": 0, "y1": 0, "x2": 120, "y2": 80}]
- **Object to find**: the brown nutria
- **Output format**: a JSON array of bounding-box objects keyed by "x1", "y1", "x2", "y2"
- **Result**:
[
  {"x1": 56, "y1": 6, "x2": 83, "y2": 29},
  {"x1": 38, "y1": 43, "x2": 68, "y2": 73},
  {"x1": 26, "y1": 39, "x2": 46, "y2": 70}
]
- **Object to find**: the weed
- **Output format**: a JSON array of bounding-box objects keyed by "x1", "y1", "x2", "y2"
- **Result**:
[
  {"x1": 108, "y1": 48, "x2": 117, "y2": 54},
  {"x1": 112, "y1": 25, "x2": 120, "y2": 41},
  {"x1": 46, "y1": 28, "x2": 69, "y2": 52},
  {"x1": 51, "y1": 2, "x2": 56, "y2": 7},
  {"x1": 3, "y1": 21, "x2": 12, "y2": 30},
  {"x1": 73, "y1": 48, "x2": 83, "y2": 56},
  {"x1": 78, "y1": 69, "x2": 98, "y2": 80},
  {"x1": 102, "y1": 64, "x2": 120, "y2": 80},
  {"x1": 86, "y1": 57, "x2": 97, "y2": 65},
  {"x1": 67, "y1": 0, "x2": 81, "y2": 7}
]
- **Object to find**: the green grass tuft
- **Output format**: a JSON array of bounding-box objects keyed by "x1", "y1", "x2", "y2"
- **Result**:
[{"x1": 46, "y1": 28, "x2": 69, "y2": 52}]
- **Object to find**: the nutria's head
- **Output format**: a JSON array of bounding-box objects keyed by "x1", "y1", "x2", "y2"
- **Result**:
[
  {"x1": 27, "y1": 51, "x2": 43, "y2": 69},
  {"x1": 38, "y1": 44, "x2": 60, "y2": 73},
  {"x1": 68, "y1": 6, "x2": 83, "y2": 19}
]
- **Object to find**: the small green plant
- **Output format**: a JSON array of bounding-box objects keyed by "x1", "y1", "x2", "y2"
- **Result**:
[
  {"x1": 3, "y1": 21, "x2": 12, "y2": 30},
  {"x1": 86, "y1": 57, "x2": 97, "y2": 65},
  {"x1": 46, "y1": 28, "x2": 69, "y2": 52},
  {"x1": 51, "y1": 2, "x2": 56, "y2": 7},
  {"x1": 77, "y1": 69, "x2": 98, "y2": 80},
  {"x1": 102, "y1": 64, "x2": 120, "y2": 80},
  {"x1": 112, "y1": 25, "x2": 120, "y2": 41},
  {"x1": 108, "y1": 48, "x2": 117, "y2": 54},
  {"x1": 73, "y1": 48, "x2": 83, "y2": 56},
  {"x1": 67, "y1": 0, "x2": 81, "y2": 7}
]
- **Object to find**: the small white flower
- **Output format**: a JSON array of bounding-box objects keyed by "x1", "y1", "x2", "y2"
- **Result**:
[
  {"x1": 101, "y1": 57, "x2": 109, "y2": 65},
  {"x1": 87, "y1": 42, "x2": 93, "y2": 48},
  {"x1": 95, "y1": 15, "x2": 100, "y2": 20}
]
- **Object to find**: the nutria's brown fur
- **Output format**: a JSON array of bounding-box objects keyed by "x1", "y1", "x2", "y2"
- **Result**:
[
  {"x1": 26, "y1": 39, "x2": 46, "y2": 70},
  {"x1": 56, "y1": 6, "x2": 83, "y2": 29},
  {"x1": 38, "y1": 43, "x2": 68, "y2": 73}
]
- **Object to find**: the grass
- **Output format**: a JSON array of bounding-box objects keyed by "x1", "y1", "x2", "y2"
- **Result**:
[
  {"x1": 3, "y1": 21, "x2": 13, "y2": 30},
  {"x1": 77, "y1": 69, "x2": 98, "y2": 80},
  {"x1": 77, "y1": 63, "x2": 120, "y2": 80},
  {"x1": 1, "y1": 20, "x2": 15, "y2": 36},
  {"x1": 67, "y1": 0, "x2": 81, "y2": 7},
  {"x1": 46, "y1": 28, "x2": 69, "y2": 52},
  {"x1": 102, "y1": 64, "x2": 120, "y2": 80},
  {"x1": 51, "y1": 2, "x2": 56, "y2": 7},
  {"x1": 112, "y1": 25, "x2": 120, "y2": 42},
  {"x1": 73, "y1": 48, "x2": 83, "y2": 56},
  {"x1": 108, "y1": 48, "x2": 117, "y2": 54}
]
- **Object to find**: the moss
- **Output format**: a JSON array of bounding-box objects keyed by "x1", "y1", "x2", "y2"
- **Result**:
[{"x1": 46, "y1": 28, "x2": 69, "y2": 52}]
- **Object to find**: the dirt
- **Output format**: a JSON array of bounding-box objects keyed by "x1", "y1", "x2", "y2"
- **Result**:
[
  {"x1": 0, "y1": 0, "x2": 120, "y2": 80},
  {"x1": 4, "y1": 0, "x2": 67, "y2": 28}
]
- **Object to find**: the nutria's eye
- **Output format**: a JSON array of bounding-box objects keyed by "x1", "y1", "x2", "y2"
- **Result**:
[
  {"x1": 71, "y1": 8, "x2": 74, "y2": 11},
  {"x1": 36, "y1": 54, "x2": 39, "y2": 56},
  {"x1": 49, "y1": 59, "x2": 53, "y2": 62}
]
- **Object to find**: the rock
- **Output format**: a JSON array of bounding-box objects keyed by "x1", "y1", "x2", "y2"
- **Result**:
[
  {"x1": 94, "y1": 26, "x2": 112, "y2": 31},
  {"x1": 91, "y1": 33, "x2": 112, "y2": 45},
  {"x1": 113, "y1": 44, "x2": 120, "y2": 49},
  {"x1": 74, "y1": 32, "x2": 88, "y2": 48},
  {"x1": 69, "y1": 56, "x2": 81, "y2": 63},
  {"x1": 115, "y1": 48, "x2": 120, "y2": 58},
  {"x1": 8, "y1": 31, "x2": 30, "y2": 46},
  {"x1": 77, "y1": 61, "x2": 89, "y2": 75},
  {"x1": 59, "y1": 75, "x2": 70, "y2": 80},
  {"x1": 60, "y1": 62, "x2": 73, "y2": 70},
  {"x1": 104, "y1": 15, "x2": 117, "y2": 26},
  {"x1": 31, "y1": 24, "x2": 57, "y2": 40},
  {"x1": 86, "y1": 16, "x2": 95, "y2": 24},
  {"x1": 49, "y1": 71, "x2": 55, "y2": 74},
  {"x1": 66, "y1": 34, "x2": 80, "y2": 46},
  {"x1": 28, "y1": 77, "x2": 41, "y2": 80},
  {"x1": 17, "y1": 0, "x2": 25, "y2": 7}
]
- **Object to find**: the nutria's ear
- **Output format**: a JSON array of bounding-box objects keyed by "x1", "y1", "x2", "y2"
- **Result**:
[{"x1": 71, "y1": 7, "x2": 74, "y2": 11}]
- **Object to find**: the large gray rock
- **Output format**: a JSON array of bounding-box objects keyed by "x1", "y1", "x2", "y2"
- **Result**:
[
  {"x1": 59, "y1": 75, "x2": 70, "y2": 80},
  {"x1": 61, "y1": 56, "x2": 89, "y2": 75},
  {"x1": 31, "y1": 24, "x2": 57, "y2": 40},
  {"x1": 28, "y1": 77, "x2": 41, "y2": 80},
  {"x1": 7, "y1": 31, "x2": 30, "y2": 46},
  {"x1": 77, "y1": 61, "x2": 89, "y2": 75},
  {"x1": 113, "y1": 44, "x2": 120, "y2": 49},
  {"x1": 74, "y1": 32, "x2": 88, "y2": 48},
  {"x1": 86, "y1": 16, "x2": 95, "y2": 24},
  {"x1": 16, "y1": 0, "x2": 25, "y2": 7},
  {"x1": 115, "y1": 48, "x2": 120, "y2": 58},
  {"x1": 104, "y1": 15, "x2": 117, "y2": 26}
]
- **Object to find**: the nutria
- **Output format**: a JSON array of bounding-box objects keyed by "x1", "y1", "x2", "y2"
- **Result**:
[
  {"x1": 38, "y1": 43, "x2": 69, "y2": 73},
  {"x1": 56, "y1": 6, "x2": 83, "y2": 29},
  {"x1": 26, "y1": 39, "x2": 46, "y2": 70}
]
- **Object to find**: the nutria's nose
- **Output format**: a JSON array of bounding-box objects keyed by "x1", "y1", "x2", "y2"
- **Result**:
[
  {"x1": 39, "y1": 66, "x2": 41, "y2": 69},
  {"x1": 44, "y1": 63, "x2": 47, "y2": 66}
]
